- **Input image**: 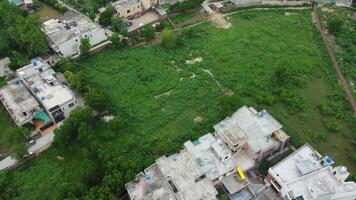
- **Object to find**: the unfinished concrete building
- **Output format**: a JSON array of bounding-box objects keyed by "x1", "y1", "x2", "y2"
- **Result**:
[{"x1": 266, "y1": 144, "x2": 356, "y2": 200}]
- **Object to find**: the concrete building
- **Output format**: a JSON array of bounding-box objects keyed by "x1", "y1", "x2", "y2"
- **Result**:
[
  {"x1": 214, "y1": 106, "x2": 289, "y2": 164},
  {"x1": 156, "y1": 150, "x2": 218, "y2": 200},
  {"x1": 126, "y1": 150, "x2": 218, "y2": 200},
  {"x1": 266, "y1": 144, "x2": 356, "y2": 200},
  {"x1": 42, "y1": 10, "x2": 108, "y2": 58},
  {"x1": 16, "y1": 59, "x2": 78, "y2": 124},
  {"x1": 0, "y1": 79, "x2": 41, "y2": 126},
  {"x1": 112, "y1": 0, "x2": 158, "y2": 18},
  {"x1": 184, "y1": 133, "x2": 236, "y2": 184}
]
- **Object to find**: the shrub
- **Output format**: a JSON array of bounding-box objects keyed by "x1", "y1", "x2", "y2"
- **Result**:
[
  {"x1": 80, "y1": 38, "x2": 90, "y2": 57},
  {"x1": 327, "y1": 15, "x2": 343, "y2": 35},
  {"x1": 326, "y1": 121, "x2": 341, "y2": 132},
  {"x1": 161, "y1": 29, "x2": 178, "y2": 49},
  {"x1": 139, "y1": 25, "x2": 155, "y2": 41}
]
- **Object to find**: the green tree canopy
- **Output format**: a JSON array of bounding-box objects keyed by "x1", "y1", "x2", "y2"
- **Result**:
[
  {"x1": 84, "y1": 88, "x2": 111, "y2": 112},
  {"x1": 80, "y1": 38, "x2": 91, "y2": 58},
  {"x1": 0, "y1": 128, "x2": 29, "y2": 159},
  {"x1": 99, "y1": 5, "x2": 114, "y2": 26},
  {"x1": 161, "y1": 29, "x2": 178, "y2": 48},
  {"x1": 139, "y1": 25, "x2": 155, "y2": 41},
  {"x1": 111, "y1": 17, "x2": 123, "y2": 32}
]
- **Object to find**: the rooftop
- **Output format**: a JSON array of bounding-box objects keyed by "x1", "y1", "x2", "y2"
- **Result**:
[
  {"x1": 184, "y1": 133, "x2": 236, "y2": 181},
  {"x1": 113, "y1": 0, "x2": 141, "y2": 10},
  {"x1": 222, "y1": 173, "x2": 250, "y2": 195},
  {"x1": 125, "y1": 164, "x2": 175, "y2": 200},
  {"x1": 156, "y1": 150, "x2": 218, "y2": 200},
  {"x1": 285, "y1": 166, "x2": 356, "y2": 200},
  {"x1": 0, "y1": 57, "x2": 13, "y2": 77},
  {"x1": 17, "y1": 60, "x2": 75, "y2": 110},
  {"x1": 270, "y1": 144, "x2": 323, "y2": 184},
  {"x1": 214, "y1": 106, "x2": 283, "y2": 153},
  {"x1": 0, "y1": 79, "x2": 40, "y2": 126},
  {"x1": 42, "y1": 10, "x2": 103, "y2": 46}
]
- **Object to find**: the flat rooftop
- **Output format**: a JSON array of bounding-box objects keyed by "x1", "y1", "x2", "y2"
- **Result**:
[
  {"x1": 270, "y1": 144, "x2": 323, "y2": 184},
  {"x1": 184, "y1": 133, "x2": 236, "y2": 181},
  {"x1": 0, "y1": 79, "x2": 40, "y2": 126},
  {"x1": 285, "y1": 166, "x2": 356, "y2": 199},
  {"x1": 42, "y1": 10, "x2": 103, "y2": 46},
  {"x1": 17, "y1": 60, "x2": 75, "y2": 110},
  {"x1": 126, "y1": 164, "x2": 175, "y2": 200},
  {"x1": 156, "y1": 150, "x2": 218, "y2": 200},
  {"x1": 215, "y1": 106, "x2": 282, "y2": 153}
]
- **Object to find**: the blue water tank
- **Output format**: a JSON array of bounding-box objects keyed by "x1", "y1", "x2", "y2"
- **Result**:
[{"x1": 32, "y1": 60, "x2": 37, "y2": 66}]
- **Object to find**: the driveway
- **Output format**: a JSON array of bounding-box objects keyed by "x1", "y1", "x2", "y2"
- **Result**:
[{"x1": 127, "y1": 11, "x2": 160, "y2": 32}]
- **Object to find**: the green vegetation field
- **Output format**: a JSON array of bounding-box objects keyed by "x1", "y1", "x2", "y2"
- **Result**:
[{"x1": 1, "y1": 9, "x2": 355, "y2": 199}]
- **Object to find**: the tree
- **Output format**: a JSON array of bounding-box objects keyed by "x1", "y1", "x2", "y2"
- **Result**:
[
  {"x1": 110, "y1": 33, "x2": 126, "y2": 49},
  {"x1": 99, "y1": 5, "x2": 114, "y2": 26},
  {"x1": 69, "y1": 71, "x2": 88, "y2": 93},
  {"x1": 9, "y1": 51, "x2": 28, "y2": 70},
  {"x1": 0, "y1": 128, "x2": 29, "y2": 159},
  {"x1": 161, "y1": 29, "x2": 178, "y2": 49},
  {"x1": 54, "y1": 107, "x2": 93, "y2": 147},
  {"x1": 85, "y1": 88, "x2": 111, "y2": 112},
  {"x1": 139, "y1": 25, "x2": 155, "y2": 41},
  {"x1": 80, "y1": 38, "x2": 90, "y2": 57},
  {"x1": 327, "y1": 15, "x2": 343, "y2": 35},
  {"x1": 111, "y1": 17, "x2": 123, "y2": 32},
  {"x1": 89, "y1": 9, "x2": 96, "y2": 21}
]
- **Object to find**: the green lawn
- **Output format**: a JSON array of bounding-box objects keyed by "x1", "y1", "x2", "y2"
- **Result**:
[{"x1": 1, "y1": 9, "x2": 355, "y2": 199}]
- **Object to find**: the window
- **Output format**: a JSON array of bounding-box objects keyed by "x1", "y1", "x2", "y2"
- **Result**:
[
  {"x1": 23, "y1": 112, "x2": 27, "y2": 116},
  {"x1": 127, "y1": 9, "x2": 130, "y2": 13},
  {"x1": 68, "y1": 102, "x2": 75, "y2": 108}
]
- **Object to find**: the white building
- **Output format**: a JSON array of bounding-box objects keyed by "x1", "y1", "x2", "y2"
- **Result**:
[
  {"x1": 214, "y1": 106, "x2": 289, "y2": 164},
  {"x1": 126, "y1": 149, "x2": 218, "y2": 200},
  {"x1": 184, "y1": 133, "x2": 236, "y2": 184},
  {"x1": 0, "y1": 79, "x2": 41, "y2": 126},
  {"x1": 16, "y1": 60, "x2": 78, "y2": 123},
  {"x1": 42, "y1": 10, "x2": 108, "y2": 58},
  {"x1": 266, "y1": 144, "x2": 356, "y2": 200}
]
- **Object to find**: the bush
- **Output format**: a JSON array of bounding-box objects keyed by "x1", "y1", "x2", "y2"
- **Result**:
[
  {"x1": 327, "y1": 15, "x2": 343, "y2": 35},
  {"x1": 139, "y1": 25, "x2": 155, "y2": 41},
  {"x1": 85, "y1": 88, "x2": 111, "y2": 112},
  {"x1": 161, "y1": 29, "x2": 178, "y2": 49},
  {"x1": 326, "y1": 121, "x2": 341, "y2": 132}
]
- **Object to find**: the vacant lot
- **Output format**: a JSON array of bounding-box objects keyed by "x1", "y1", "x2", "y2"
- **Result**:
[
  {"x1": 318, "y1": 6, "x2": 356, "y2": 98},
  {"x1": 1, "y1": 9, "x2": 355, "y2": 199}
]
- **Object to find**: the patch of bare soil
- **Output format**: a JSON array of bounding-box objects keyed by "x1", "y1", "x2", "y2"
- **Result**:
[{"x1": 194, "y1": 115, "x2": 204, "y2": 123}]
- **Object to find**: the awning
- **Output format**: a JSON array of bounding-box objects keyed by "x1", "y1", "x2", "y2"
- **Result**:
[{"x1": 33, "y1": 111, "x2": 50, "y2": 124}]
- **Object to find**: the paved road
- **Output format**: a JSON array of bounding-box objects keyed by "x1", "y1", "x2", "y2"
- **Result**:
[{"x1": 312, "y1": 4, "x2": 356, "y2": 115}]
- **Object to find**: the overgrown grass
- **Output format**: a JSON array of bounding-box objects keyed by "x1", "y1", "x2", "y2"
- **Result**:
[
  {"x1": 170, "y1": 12, "x2": 199, "y2": 24},
  {"x1": 31, "y1": 3, "x2": 63, "y2": 22},
  {"x1": 318, "y1": 6, "x2": 356, "y2": 98},
  {"x1": 1, "y1": 9, "x2": 355, "y2": 199}
]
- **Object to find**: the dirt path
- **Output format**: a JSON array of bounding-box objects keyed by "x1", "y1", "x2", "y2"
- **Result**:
[{"x1": 312, "y1": 4, "x2": 356, "y2": 115}]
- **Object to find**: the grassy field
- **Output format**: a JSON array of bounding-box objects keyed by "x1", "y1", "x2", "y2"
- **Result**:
[
  {"x1": 170, "y1": 12, "x2": 200, "y2": 24},
  {"x1": 31, "y1": 3, "x2": 63, "y2": 22},
  {"x1": 1, "y1": 9, "x2": 355, "y2": 199}
]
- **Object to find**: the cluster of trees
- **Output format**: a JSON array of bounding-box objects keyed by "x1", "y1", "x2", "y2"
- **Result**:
[
  {"x1": 0, "y1": 0, "x2": 47, "y2": 69},
  {"x1": 0, "y1": 128, "x2": 29, "y2": 159}
]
